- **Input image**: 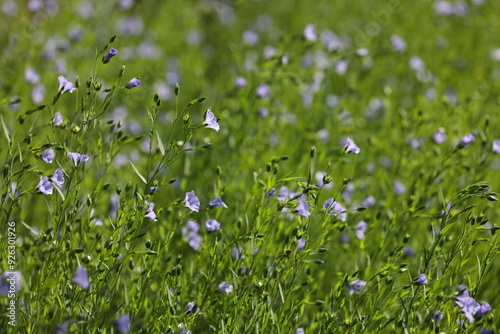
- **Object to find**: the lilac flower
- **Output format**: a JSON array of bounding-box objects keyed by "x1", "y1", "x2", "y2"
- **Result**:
[
  {"x1": 277, "y1": 186, "x2": 290, "y2": 201},
  {"x1": 390, "y1": 35, "x2": 407, "y2": 52},
  {"x1": 295, "y1": 196, "x2": 310, "y2": 218},
  {"x1": 403, "y1": 246, "x2": 415, "y2": 257},
  {"x1": 235, "y1": 76, "x2": 247, "y2": 88},
  {"x1": 433, "y1": 130, "x2": 447, "y2": 144},
  {"x1": 242, "y1": 30, "x2": 259, "y2": 45},
  {"x1": 323, "y1": 198, "x2": 347, "y2": 221},
  {"x1": 32, "y1": 85, "x2": 45, "y2": 103},
  {"x1": 0, "y1": 271, "x2": 22, "y2": 296},
  {"x1": 335, "y1": 59, "x2": 349, "y2": 75},
  {"x1": 68, "y1": 152, "x2": 89, "y2": 165},
  {"x1": 41, "y1": 149, "x2": 55, "y2": 163},
  {"x1": 256, "y1": 84, "x2": 271, "y2": 98},
  {"x1": 344, "y1": 137, "x2": 360, "y2": 153},
  {"x1": 303, "y1": 24, "x2": 317, "y2": 42},
  {"x1": 50, "y1": 169, "x2": 65, "y2": 187},
  {"x1": 296, "y1": 328, "x2": 305, "y2": 334},
  {"x1": 409, "y1": 56, "x2": 425, "y2": 73},
  {"x1": 476, "y1": 302, "x2": 491, "y2": 318},
  {"x1": 355, "y1": 221, "x2": 368, "y2": 240},
  {"x1": 394, "y1": 181, "x2": 406, "y2": 195},
  {"x1": 432, "y1": 310, "x2": 443, "y2": 322},
  {"x1": 459, "y1": 133, "x2": 475, "y2": 148},
  {"x1": 145, "y1": 202, "x2": 157, "y2": 221},
  {"x1": 125, "y1": 78, "x2": 141, "y2": 89},
  {"x1": 72, "y1": 266, "x2": 89, "y2": 289},
  {"x1": 206, "y1": 219, "x2": 221, "y2": 232},
  {"x1": 455, "y1": 289, "x2": 481, "y2": 323},
  {"x1": 37, "y1": 176, "x2": 53, "y2": 195},
  {"x1": 25, "y1": 67, "x2": 40, "y2": 84},
  {"x1": 362, "y1": 195, "x2": 376, "y2": 208},
  {"x1": 231, "y1": 246, "x2": 246, "y2": 260},
  {"x1": 182, "y1": 221, "x2": 203, "y2": 250},
  {"x1": 492, "y1": 139, "x2": 500, "y2": 154},
  {"x1": 348, "y1": 279, "x2": 366, "y2": 295},
  {"x1": 102, "y1": 47, "x2": 118, "y2": 64},
  {"x1": 297, "y1": 238, "x2": 306, "y2": 251},
  {"x1": 187, "y1": 302, "x2": 198, "y2": 315},
  {"x1": 218, "y1": 281, "x2": 233, "y2": 293},
  {"x1": 204, "y1": 108, "x2": 220, "y2": 132},
  {"x1": 184, "y1": 191, "x2": 200, "y2": 212},
  {"x1": 115, "y1": 314, "x2": 130, "y2": 334},
  {"x1": 481, "y1": 329, "x2": 493, "y2": 334},
  {"x1": 57, "y1": 76, "x2": 76, "y2": 93},
  {"x1": 56, "y1": 321, "x2": 71, "y2": 334},
  {"x1": 209, "y1": 197, "x2": 227, "y2": 208},
  {"x1": 53, "y1": 111, "x2": 64, "y2": 126},
  {"x1": 414, "y1": 273, "x2": 428, "y2": 285}
]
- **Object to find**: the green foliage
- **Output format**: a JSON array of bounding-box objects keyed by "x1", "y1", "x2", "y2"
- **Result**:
[{"x1": 1, "y1": 1, "x2": 499, "y2": 333}]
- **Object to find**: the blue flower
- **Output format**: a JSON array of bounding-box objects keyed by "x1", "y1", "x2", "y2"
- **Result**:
[
  {"x1": 68, "y1": 152, "x2": 89, "y2": 165},
  {"x1": 203, "y1": 108, "x2": 220, "y2": 132},
  {"x1": 459, "y1": 133, "x2": 475, "y2": 148},
  {"x1": 209, "y1": 197, "x2": 227, "y2": 208},
  {"x1": 303, "y1": 24, "x2": 317, "y2": 42},
  {"x1": 413, "y1": 273, "x2": 428, "y2": 285},
  {"x1": 145, "y1": 202, "x2": 157, "y2": 221},
  {"x1": 476, "y1": 302, "x2": 491, "y2": 318},
  {"x1": 50, "y1": 168, "x2": 65, "y2": 187},
  {"x1": 432, "y1": 310, "x2": 443, "y2": 322},
  {"x1": 348, "y1": 279, "x2": 366, "y2": 295},
  {"x1": 102, "y1": 47, "x2": 118, "y2": 64},
  {"x1": 58, "y1": 76, "x2": 76, "y2": 93},
  {"x1": 41, "y1": 149, "x2": 55, "y2": 163},
  {"x1": 355, "y1": 221, "x2": 368, "y2": 240},
  {"x1": 295, "y1": 196, "x2": 310, "y2": 218},
  {"x1": 296, "y1": 328, "x2": 305, "y2": 334},
  {"x1": 0, "y1": 271, "x2": 22, "y2": 296},
  {"x1": 433, "y1": 130, "x2": 447, "y2": 144},
  {"x1": 297, "y1": 238, "x2": 306, "y2": 250},
  {"x1": 492, "y1": 139, "x2": 500, "y2": 154},
  {"x1": 323, "y1": 198, "x2": 347, "y2": 221},
  {"x1": 256, "y1": 84, "x2": 270, "y2": 98},
  {"x1": 206, "y1": 219, "x2": 221, "y2": 232},
  {"x1": 125, "y1": 78, "x2": 141, "y2": 89},
  {"x1": 187, "y1": 302, "x2": 198, "y2": 315},
  {"x1": 182, "y1": 221, "x2": 202, "y2": 250},
  {"x1": 37, "y1": 176, "x2": 53, "y2": 195},
  {"x1": 184, "y1": 191, "x2": 200, "y2": 212},
  {"x1": 344, "y1": 137, "x2": 360, "y2": 153},
  {"x1": 218, "y1": 281, "x2": 233, "y2": 293},
  {"x1": 52, "y1": 111, "x2": 64, "y2": 126},
  {"x1": 115, "y1": 314, "x2": 130, "y2": 334},
  {"x1": 72, "y1": 266, "x2": 89, "y2": 289}
]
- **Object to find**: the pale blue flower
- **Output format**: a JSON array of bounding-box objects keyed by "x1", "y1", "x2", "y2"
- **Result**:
[
  {"x1": 50, "y1": 168, "x2": 65, "y2": 187},
  {"x1": 145, "y1": 202, "x2": 157, "y2": 221},
  {"x1": 296, "y1": 328, "x2": 305, "y2": 334},
  {"x1": 184, "y1": 191, "x2": 200, "y2": 212},
  {"x1": 476, "y1": 302, "x2": 491, "y2": 318},
  {"x1": 297, "y1": 238, "x2": 306, "y2": 250},
  {"x1": 348, "y1": 279, "x2": 366, "y2": 295},
  {"x1": 256, "y1": 84, "x2": 270, "y2": 98},
  {"x1": 295, "y1": 196, "x2": 310, "y2": 218},
  {"x1": 115, "y1": 314, "x2": 130, "y2": 333},
  {"x1": 0, "y1": 271, "x2": 22, "y2": 296},
  {"x1": 492, "y1": 139, "x2": 500, "y2": 154},
  {"x1": 68, "y1": 152, "x2": 89, "y2": 165},
  {"x1": 72, "y1": 266, "x2": 89, "y2": 289},
  {"x1": 362, "y1": 195, "x2": 376, "y2": 208},
  {"x1": 56, "y1": 321, "x2": 71, "y2": 334},
  {"x1": 206, "y1": 219, "x2": 221, "y2": 232},
  {"x1": 355, "y1": 221, "x2": 368, "y2": 240},
  {"x1": 323, "y1": 198, "x2": 347, "y2": 221},
  {"x1": 125, "y1": 78, "x2": 141, "y2": 89},
  {"x1": 433, "y1": 130, "x2": 447, "y2": 144},
  {"x1": 277, "y1": 186, "x2": 290, "y2": 201},
  {"x1": 414, "y1": 273, "x2": 428, "y2": 285},
  {"x1": 303, "y1": 24, "x2": 317, "y2": 42},
  {"x1": 344, "y1": 137, "x2": 360, "y2": 153},
  {"x1": 102, "y1": 47, "x2": 118, "y2": 64},
  {"x1": 432, "y1": 310, "x2": 443, "y2": 322},
  {"x1": 182, "y1": 221, "x2": 202, "y2": 250},
  {"x1": 57, "y1": 75, "x2": 76, "y2": 93},
  {"x1": 235, "y1": 76, "x2": 247, "y2": 88},
  {"x1": 390, "y1": 34, "x2": 407, "y2": 52},
  {"x1": 459, "y1": 133, "x2": 475, "y2": 148},
  {"x1": 204, "y1": 108, "x2": 219, "y2": 132},
  {"x1": 218, "y1": 281, "x2": 233, "y2": 293},
  {"x1": 53, "y1": 111, "x2": 64, "y2": 126},
  {"x1": 394, "y1": 181, "x2": 406, "y2": 195},
  {"x1": 41, "y1": 149, "x2": 55, "y2": 163},
  {"x1": 37, "y1": 176, "x2": 53, "y2": 195}
]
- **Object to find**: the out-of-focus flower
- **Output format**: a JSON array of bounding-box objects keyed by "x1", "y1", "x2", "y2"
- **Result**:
[
  {"x1": 390, "y1": 35, "x2": 407, "y2": 52},
  {"x1": 296, "y1": 328, "x2": 305, "y2": 334},
  {"x1": 432, "y1": 310, "x2": 443, "y2": 322},
  {"x1": 492, "y1": 139, "x2": 500, "y2": 154},
  {"x1": 0, "y1": 271, "x2": 22, "y2": 296},
  {"x1": 125, "y1": 78, "x2": 141, "y2": 89},
  {"x1": 209, "y1": 197, "x2": 227, "y2": 208},
  {"x1": 433, "y1": 130, "x2": 447, "y2": 144},
  {"x1": 72, "y1": 266, "x2": 89, "y2": 289},
  {"x1": 303, "y1": 24, "x2": 317, "y2": 42},
  {"x1": 235, "y1": 76, "x2": 247, "y2": 88},
  {"x1": 243, "y1": 30, "x2": 259, "y2": 45},
  {"x1": 413, "y1": 273, "x2": 428, "y2": 285},
  {"x1": 297, "y1": 238, "x2": 306, "y2": 251},
  {"x1": 53, "y1": 111, "x2": 64, "y2": 126},
  {"x1": 25, "y1": 67, "x2": 40, "y2": 84},
  {"x1": 459, "y1": 133, "x2": 475, "y2": 148},
  {"x1": 182, "y1": 221, "x2": 202, "y2": 250},
  {"x1": 323, "y1": 198, "x2": 347, "y2": 221},
  {"x1": 218, "y1": 281, "x2": 233, "y2": 293},
  {"x1": 355, "y1": 221, "x2": 368, "y2": 240},
  {"x1": 256, "y1": 84, "x2": 270, "y2": 98},
  {"x1": 348, "y1": 279, "x2": 366, "y2": 295},
  {"x1": 295, "y1": 196, "x2": 310, "y2": 218},
  {"x1": 145, "y1": 202, "x2": 157, "y2": 221},
  {"x1": 115, "y1": 314, "x2": 130, "y2": 334},
  {"x1": 206, "y1": 219, "x2": 221, "y2": 232},
  {"x1": 362, "y1": 195, "x2": 376, "y2": 208},
  {"x1": 394, "y1": 181, "x2": 406, "y2": 195}
]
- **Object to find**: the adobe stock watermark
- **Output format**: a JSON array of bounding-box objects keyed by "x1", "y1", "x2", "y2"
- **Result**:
[{"x1": 3, "y1": 221, "x2": 20, "y2": 327}]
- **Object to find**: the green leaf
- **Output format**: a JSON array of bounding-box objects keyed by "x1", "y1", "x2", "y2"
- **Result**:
[
  {"x1": 1, "y1": 115, "x2": 11, "y2": 143},
  {"x1": 129, "y1": 161, "x2": 147, "y2": 184},
  {"x1": 156, "y1": 130, "x2": 165, "y2": 156},
  {"x1": 185, "y1": 97, "x2": 205, "y2": 108}
]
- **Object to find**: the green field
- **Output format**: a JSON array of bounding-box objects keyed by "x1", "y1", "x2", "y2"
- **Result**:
[{"x1": 1, "y1": 0, "x2": 499, "y2": 333}]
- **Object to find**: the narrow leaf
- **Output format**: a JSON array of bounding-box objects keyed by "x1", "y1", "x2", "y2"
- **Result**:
[
  {"x1": 129, "y1": 161, "x2": 147, "y2": 184},
  {"x1": 156, "y1": 130, "x2": 165, "y2": 156}
]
